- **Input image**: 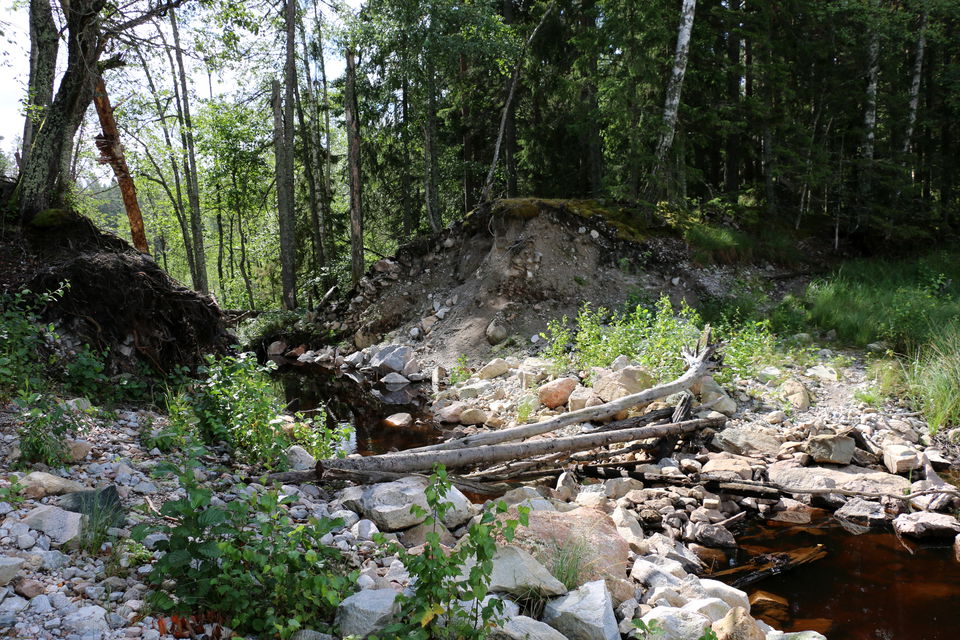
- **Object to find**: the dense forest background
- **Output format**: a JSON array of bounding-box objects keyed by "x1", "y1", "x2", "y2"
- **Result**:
[{"x1": 4, "y1": 0, "x2": 960, "y2": 311}]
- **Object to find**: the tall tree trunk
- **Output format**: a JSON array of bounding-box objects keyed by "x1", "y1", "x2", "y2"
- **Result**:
[
  {"x1": 297, "y1": 17, "x2": 327, "y2": 275},
  {"x1": 18, "y1": 0, "x2": 108, "y2": 222},
  {"x1": 170, "y1": 9, "x2": 208, "y2": 293},
  {"x1": 314, "y1": 6, "x2": 334, "y2": 265},
  {"x1": 423, "y1": 63, "x2": 441, "y2": 232},
  {"x1": 20, "y1": 0, "x2": 58, "y2": 171},
  {"x1": 903, "y1": 5, "x2": 927, "y2": 156},
  {"x1": 460, "y1": 54, "x2": 478, "y2": 213},
  {"x1": 723, "y1": 0, "x2": 741, "y2": 196},
  {"x1": 344, "y1": 48, "x2": 364, "y2": 287},
  {"x1": 400, "y1": 79, "x2": 416, "y2": 237},
  {"x1": 276, "y1": 0, "x2": 298, "y2": 310},
  {"x1": 860, "y1": 29, "x2": 881, "y2": 220},
  {"x1": 92, "y1": 77, "x2": 149, "y2": 253},
  {"x1": 503, "y1": 0, "x2": 518, "y2": 197},
  {"x1": 652, "y1": 0, "x2": 698, "y2": 190},
  {"x1": 137, "y1": 44, "x2": 197, "y2": 285}
]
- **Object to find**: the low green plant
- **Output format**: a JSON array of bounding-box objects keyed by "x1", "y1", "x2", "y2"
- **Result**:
[
  {"x1": 515, "y1": 396, "x2": 536, "y2": 424},
  {"x1": 632, "y1": 617, "x2": 663, "y2": 639},
  {"x1": 0, "y1": 476, "x2": 25, "y2": 509},
  {"x1": 375, "y1": 464, "x2": 529, "y2": 639},
  {"x1": 15, "y1": 391, "x2": 81, "y2": 468},
  {"x1": 541, "y1": 538, "x2": 590, "y2": 592},
  {"x1": 63, "y1": 345, "x2": 110, "y2": 400},
  {"x1": 853, "y1": 386, "x2": 884, "y2": 407},
  {"x1": 449, "y1": 354, "x2": 472, "y2": 386},
  {"x1": 289, "y1": 411, "x2": 353, "y2": 460},
  {"x1": 133, "y1": 451, "x2": 354, "y2": 639}
]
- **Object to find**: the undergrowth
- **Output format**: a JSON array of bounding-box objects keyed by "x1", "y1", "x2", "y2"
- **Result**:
[{"x1": 905, "y1": 325, "x2": 960, "y2": 433}]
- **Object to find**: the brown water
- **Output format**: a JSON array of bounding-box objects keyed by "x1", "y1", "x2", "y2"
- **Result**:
[
  {"x1": 733, "y1": 515, "x2": 960, "y2": 640},
  {"x1": 280, "y1": 365, "x2": 442, "y2": 455}
]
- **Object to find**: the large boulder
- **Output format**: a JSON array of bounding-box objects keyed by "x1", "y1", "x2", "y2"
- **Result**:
[
  {"x1": 478, "y1": 358, "x2": 510, "y2": 380},
  {"x1": 699, "y1": 377, "x2": 738, "y2": 417},
  {"x1": 805, "y1": 434, "x2": 855, "y2": 465},
  {"x1": 335, "y1": 589, "x2": 398, "y2": 638},
  {"x1": 22, "y1": 506, "x2": 83, "y2": 545},
  {"x1": 767, "y1": 460, "x2": 910, "y2": 497},
  {"x1": 593, "y1": 367, "x2": 653, "y2": 403},
  {"x1": 893, "y1": 512, "x2": 960, "y2": 539},
  {"x1": 711, "y1": 606, "x2": 765, "y2": 640},
  {"x1": 360, "y1": 477, "x2": 429, "y2": 531},
  {"x1": 497, "y1": 507, "x2": 630, "y2": 587},
  {"x1": 369, "y1": 344, "x2": 415, "y2": 377},
  {"x1": 484, "y1": 546, "x2": 567, "y2": 597},
  {"x1": 543, "y1": 580, "x2": 619, "y2": 640},
  {"x1": 780, "y1": 379, "x2": 810, "y2": 411},
  {"x1": 638, "y1": 606, "x2": 712, "y2": 640},
  {"x1": 491, "y1": 616, "x2": 569, "y2": 640},
  {"x1": 63, "y1": 605, "x2": 110, "y2": 635},
  {"x1": 21, "y1": 472, "x2": 86, "y2": 499},
  {"x1": 713, "y1": 427, "x2": 782, "y2": 457},
  {"x1": 285, "y1": 445, "x2": 317, "y2": 471},
  {"x1": 0, "y1": 557, "x2": 24, "y2": 586},
  {"x1": 539, "y1": 378, "x2": 579, "y2": 409}
]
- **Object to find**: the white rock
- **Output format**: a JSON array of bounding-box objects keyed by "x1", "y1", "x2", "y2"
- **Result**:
[
  {"x1": 64, "y1": 605, "x2": 109, "y2": 634},
  {"x1": 22, "y1": 506, "x2": 83, "y2": 545},
  {"x1": 285, "y1": 445, "x2": 317, "y2": 471},
  {"x1": 639, "y1": 606, "x2": 711, "y2": 640},
  {"x1": 441, "y1": 485, "x2": 479, "y2": 529},
  {"x1": 882, "y1": 444, "x2": 920, "y2": 474},
  {"x1": 485, "y1": 546, "x2": 567, "y2": 597},
  {"x1": 543, "y1": 580, "x2": 618, "y2": 640},
  {"x1": 699, "y1": 579, "x2": 750, "y2": 612},
  {"x1": 478, "y1": 358, "x2": 510, "y2": 380},
  {"x1": 361, "y1": 478, "x2": 429, "y2": 531},
  {"x1": 893, "y1": 512, "x2": 960, "y2": 538},
  {"x1": 680, "y1": 597, "x2": 731, "y2": 623},
  {"x1": 492, "y1": 615, "x2": 568, "y2": 640},
  {"x1": 0, "y1": 557, "x2": 24, "y2": 586},
  {"x1": 335, "y1": 589, "x2": 398, "y2": 638}
]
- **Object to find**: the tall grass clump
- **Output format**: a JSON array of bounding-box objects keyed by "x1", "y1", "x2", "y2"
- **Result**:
[
  {"x1": 905, "y1": 325, "x2": 960, "y2": 433},
  {"x1": 802, "y1": 251, "x2": 960, "y2": 352}
]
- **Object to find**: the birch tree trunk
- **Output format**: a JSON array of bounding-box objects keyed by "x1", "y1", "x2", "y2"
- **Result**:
[
  {"x1": 860, "y1": 29, "x2": 881, "y2": 219},
  {"x1": 170, "y1": 9, "x2": 208, "y2": 293},
  {"x1": 902, "y1": 5, "x2": 927, "y2": 156},
  {"x1": 344, "y1": 48, "x2": 365, "y2": 287},
  {"x1": 20, "y1": 0, "x2": 58, "y2": 171},
  {"x1": 423, "y1": 64, "x2": 442, "y2": 232},
  {"x1": 652, "y1": 0, "x2": 698, "y2": 185}
]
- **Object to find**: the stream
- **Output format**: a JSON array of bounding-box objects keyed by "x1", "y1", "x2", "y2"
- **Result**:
[
  {"x1": 734, "y1": 513, "x2": 960, "y2": 640},
  {"x1": 281, "y1": 367, "x2": 958, "y2": 640}
]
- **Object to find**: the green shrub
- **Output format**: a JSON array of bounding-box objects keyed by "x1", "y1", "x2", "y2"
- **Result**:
[
  {"x1": 684, "y1": 223, "x2": 755, "y2": 264},
  {"x1": 375, "y1": 465, "x2": 529, "y2": 639},
  {"x1": 134, "y1": 454, "x2": 354, "y2": 639},
  {"x1": 449, "y1": 354, "x2": 472, "y2": 385},
  {"x1": 0, "y1": 287, "x2": 63, "y2": 399},
  {"x1": 15, "y1": 391, "x2": 82, "y2": 468},
  {"x1": 167, "y1": 353, "x2": 287, "y2": 462}
]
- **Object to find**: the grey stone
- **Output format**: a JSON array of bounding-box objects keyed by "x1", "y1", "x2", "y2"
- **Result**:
[
  {"x1": 0, "y1": 596, "x2": 28, "y2": 615},
  {"x1": 0, "y1": 557, "x2": 24, "y2": 586},
  {"x1": 361, "y1": 477, "x2": 429, "y2": 531},
  {"x1": 834, "y1": 498, "x2": 887, "y2": 527},
  {"x1": 713, "y1": 427, "x2": 782, "y2": 456},
  {"x1": 290, "y1": 631, "x2": 336, "y2": 640},
  {"x1": 64, "y1": 605, "x2": 109, "y2": 634},
  {"x1": 486, "y1": 320, "x2": 509, "y2": 345},
  {"x1": 638, "y1": 606, "x2": 711, "y2": 640},
  {"x1": 485, "y1": 546, "x2": 567, "y2": 597},
  {"x1": 543, "y1": 580, "x2": 618, "y2": 640},
  {"x1": 491, "y1": 616, "x2": 569, "y2": 640},
  {"x1": 768, "y1": 460, "x2": 910, "y2": 496},
  {"x1": 478, "y1": 358, "x2": 510, "y2": 380},
  {"x1": 23, "y1": 505, "x2": 83, "y2": 545},
  {"x1": 630, "y1": 558, "x2": 682, "y2": 589},
  {"x1": 334, "y1": 589, "x2": 398, "y2": 638},
  {"x1": 369, "y1": 345, "x2": 414, "y2": 377},
  {"x1": 440, "y1": 485, "x2": 479, "y2": 529},
  {"x1": 805, "y1": 435, "x2": 855, "y2": 465},
  {"x1": 21, "y1": 471, "x2": 86, "y2": 498},
  {"x1": 285, "y1": 445, "x2": 317, "y2": 471},
  {"x1": 883, "y1": 444, "x2": 921, "y2": 474},
  {"x1": 893, "y1": 512, "x2": 960, "y2": 539},
  {"x1": 380, "y1": 372, "x2": 410, "y2": 385}
]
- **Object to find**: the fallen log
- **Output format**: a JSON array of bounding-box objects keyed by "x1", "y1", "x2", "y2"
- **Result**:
[
  {"x1": 317, "y1": 416, "x2": 724, "y2": 475},
  {"x1": 399, "y1": 330, "x2": 719, "y2": 454},
  {"x1": 262, "y1": 467, "x2": 512, "y2": 496},
  {"x1": 710, "y1": 544, "x2": 828, "y2": 588}
]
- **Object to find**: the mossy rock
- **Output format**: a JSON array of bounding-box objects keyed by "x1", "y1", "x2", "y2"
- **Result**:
[{"x1": 29, "y1": 208, "x2": 82, "y2": 228}]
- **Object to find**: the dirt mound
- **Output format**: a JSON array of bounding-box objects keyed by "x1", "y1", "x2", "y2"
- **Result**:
[
  {"x1": 4, "y1": 210, "x2": 229, "y2": 374},
  {"x1": 322, "y1": 199, "x2": 698, "y2": 366}
]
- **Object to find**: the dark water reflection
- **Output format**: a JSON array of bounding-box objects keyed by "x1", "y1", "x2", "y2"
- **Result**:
[
  {"x1": 279, "y1": 365, "x2": 442, "y2": 456},
  {"x1": 735, "y1": 515, "x2": 960, "y2": 640}
]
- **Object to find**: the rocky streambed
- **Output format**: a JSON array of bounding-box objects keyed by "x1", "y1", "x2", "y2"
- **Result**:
[{"x1": 1, "y1": 338, "x2": 958, "y2": 640}]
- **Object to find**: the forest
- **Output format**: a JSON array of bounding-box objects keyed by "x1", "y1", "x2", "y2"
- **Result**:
[{"x1": 6, "y1": 0, "x2": 960, "y2": 310}]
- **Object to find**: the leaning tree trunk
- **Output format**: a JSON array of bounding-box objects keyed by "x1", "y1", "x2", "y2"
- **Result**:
[
  {"x1": 344, "y1": 48, "x2": 364, "y2": 287},
  {"x1": 651, "y1": 0, "x2": 697, "y2": 193},
  {"x1": 20, "y1": 0, "x2": 58, "y2": 171},
  {"x1": 18, "y1": 0, "x2": 107, "y2": 223},
  {"x1": 92, "y1": 77, "x2": 149, "y2": 253}
]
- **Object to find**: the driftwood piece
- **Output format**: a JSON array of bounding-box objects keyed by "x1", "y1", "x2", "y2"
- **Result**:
[
  {"x1": 318, "y1": 417, "x2": 724, "y2": 475},
  {"x1": 262, "y1": 467, "x2": 512, "y2": 496},
  {"x1": 398, "y1": 331, "x2": 719, "y2": 455}
]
